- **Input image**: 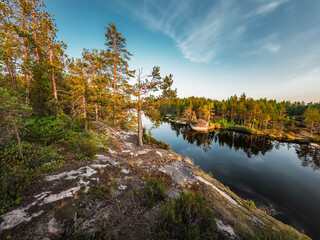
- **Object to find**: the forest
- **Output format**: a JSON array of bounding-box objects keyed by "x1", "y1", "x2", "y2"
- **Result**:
[
  {"x1": 0, "y1": 0, "x2": 319, "y2": 225},
  {"x1": 157, "y1": 94, "x2": 320, "y2": 140},
  {"x1": 0, "y1": 0, "x2": 175, "y2": 212}
]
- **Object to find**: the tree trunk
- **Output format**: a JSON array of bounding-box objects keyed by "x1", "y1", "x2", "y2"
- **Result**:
[
  {"x1": 92, "y1": 67, "x2": 98, "y2": 121},
  {"x1": 31, "y1": 0, "x2": 39, "y2": 63},
  {"x1": 6, "y1": 58, "x2": 17, "y2": 90},
  {"x1": 83, "y1": 94, "x2": 88, "y2": 131},
  {"x1": 22, "y1": 9, "x2": 31, "y2": 104},
  {"x1": 95, "y1": 102, "x2": 98, "y2": 121},
  {"x1": 113, "y1": 41, "x2": 117, "y2": 126},
  {"x1": 138, "y1": 92, "x2": 143, "y2": 146},
  {"x1": 47, "y1": 26, "x2": 58, "y2": 100},
  {"x1": 207, "y1": 103, "x2": 210, "y2": 131}
]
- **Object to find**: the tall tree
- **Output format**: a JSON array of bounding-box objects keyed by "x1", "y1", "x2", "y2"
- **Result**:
[
  {"x1": 104, "y1": 22, "x2": 133, "y2": 126},
  {"x1": 67, "y1": 58, "x2": 89, "y2": 131}
]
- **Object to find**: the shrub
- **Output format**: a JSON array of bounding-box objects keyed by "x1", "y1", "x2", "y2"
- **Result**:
[
  {"x1": 156, "y1": 192, "x2": 218, "y2": 240},
  {"x1": 0, "y1": 142, "x2": 63, "y2": 212},
  {"x1": 140, "y1": 173, "x2": 166, "y2": 208},
  {"x1": 66, "y1": 132, "x2": 97, "y2": 160},
  {"x1": 88, "y1": 184, "x2": 114, "y2": 199},
  {"x1": 243, "y1": 199, "x2": 256, "y2": 210},
  {"x1": 23, "y1": 116, "x2": 68, "y2": 144}
]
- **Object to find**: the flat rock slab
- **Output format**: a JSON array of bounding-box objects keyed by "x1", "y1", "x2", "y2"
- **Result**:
[
  {"x1": 0, "y1": 154, "x2": 129, "y2": 234},
  {"x1": 159, "y1": 161, "x2": 195, "y2": 183}
]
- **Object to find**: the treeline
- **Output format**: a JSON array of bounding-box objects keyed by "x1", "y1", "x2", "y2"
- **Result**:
[
  {"x1": 157, "y1": 94, "x2": 320, "y2": 135},
  {"x1": 0, "y1": 0, "x2": 137, "y2": 126},
  {"x1": 0, "y1": 0, "x2": 173, "y2": 149}
]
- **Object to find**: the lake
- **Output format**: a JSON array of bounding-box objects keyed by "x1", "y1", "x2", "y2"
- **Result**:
[{"x1": 145, "y1": 119, "x2": 320, "y2": 239}]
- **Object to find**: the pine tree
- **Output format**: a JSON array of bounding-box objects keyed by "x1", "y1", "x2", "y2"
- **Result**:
[
  {"x1": 104, "y1": 22, "x2": 133, "y2": 126},
  {"x1": 161, "y1": 74, "x2": 177, "y2": 100}
]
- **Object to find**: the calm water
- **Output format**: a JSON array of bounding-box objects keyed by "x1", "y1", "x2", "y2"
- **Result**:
[{"x1": 145, "y1": 119, "x2": 320, "y2": 239}]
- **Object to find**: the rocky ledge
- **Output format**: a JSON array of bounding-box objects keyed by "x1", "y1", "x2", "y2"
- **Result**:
[{"x1": 0, "y1": 125, "x2": 310, "y2": 239}]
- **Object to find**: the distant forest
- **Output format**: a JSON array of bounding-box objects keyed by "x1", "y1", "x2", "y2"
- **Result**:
[{"x1": 157, "y1": 95, "x2": 320, "y2": 136}]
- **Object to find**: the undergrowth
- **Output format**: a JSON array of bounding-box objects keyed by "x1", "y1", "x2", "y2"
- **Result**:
[
  {"x1": 156, "y1": 191, "x2": 218, "y2": 240},
  {"x1": 140, "y1": 172, "x2": 167, "y2": 208},
  {"x1": 0, "y1": 111, "x2": 105, "y2": 213}
]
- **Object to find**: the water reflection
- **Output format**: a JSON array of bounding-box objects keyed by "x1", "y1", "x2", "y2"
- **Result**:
[
  {"x1": 295, "y1": 145, "x2": 320, "y2": 171},
  {"x1": 169, "y1": 122, "x2": 320, "y2": 170}
]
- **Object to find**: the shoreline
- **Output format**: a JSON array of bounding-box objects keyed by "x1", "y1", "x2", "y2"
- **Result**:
[{"x1": 168, "y1": 119, "x2": 319, "y2": 145}]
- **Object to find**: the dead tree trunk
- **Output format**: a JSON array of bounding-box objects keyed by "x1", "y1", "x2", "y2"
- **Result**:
[{"x1": 138, "y1": 91, "x2": 143, "y2": 146}]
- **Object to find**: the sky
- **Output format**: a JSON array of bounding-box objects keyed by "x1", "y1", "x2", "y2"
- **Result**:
[{"x1": 44, "y1": 0, "x2": 320, "y2": 102}]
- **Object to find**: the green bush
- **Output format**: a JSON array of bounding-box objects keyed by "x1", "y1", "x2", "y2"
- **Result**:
[
  {"x1": 0, "y1": 142, "x2": 63, "y2": 212},
  {"x1": 140, "y1": 173, "x2": 166, "y2": 208},
  {"x1": 156, "y1": 192, "x2": 218, "y2": 240},
  {"x1": 23, "y1": 116, "x2": 69, "y2": 144},
  {"x1": 66, "y1": 132, "x2": 97, "y2": 160},
  {"x1": 88, "y1": 184, "x2": 114, "y2": 199},
  {"x1": 243, "y1": 199, "x2": 256, "y2": 210}
]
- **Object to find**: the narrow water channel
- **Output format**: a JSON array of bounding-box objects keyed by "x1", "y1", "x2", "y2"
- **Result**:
[{"x1": 145, "y1": 118, "x2": 320, "y2": 239}]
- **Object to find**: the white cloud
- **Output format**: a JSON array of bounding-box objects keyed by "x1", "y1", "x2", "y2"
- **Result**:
[
  {"x1": 247, "y1": 0, "x2": 288, "y2": 17},
  {"x1": 243, "y1": 34, "x2": 281, "y2": 56},
  {"x1": 110, "y1": 0, "x2": 288, "y2": 63},
  {"x1": 263, "y1": 43, "x2": 281, "y2": 52}
]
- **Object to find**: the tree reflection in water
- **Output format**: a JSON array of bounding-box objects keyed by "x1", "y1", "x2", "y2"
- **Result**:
[
  {"x1": 169, "y1": 122, "x2": 320, "y2": 170},
  {"x1": 294, "y1": 144, "x2": 320, "y2": 171}
]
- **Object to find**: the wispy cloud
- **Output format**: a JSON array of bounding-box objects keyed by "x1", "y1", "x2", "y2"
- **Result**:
[
  {"x1": 263, "y1": 43, "x2": 281, "y2": 52},
  {"x1": 110, "y1": 0, "x2": 288, "y2": 63},
  {"x1": 243, "y1": 34, "x2": 281, "y2": 56},
  {"x1": 247, "y1": 0, "x2": 288, "y2": 17}
]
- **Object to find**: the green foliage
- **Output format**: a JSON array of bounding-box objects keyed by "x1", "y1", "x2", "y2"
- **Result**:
[
  {"x1": 0, "y1": 142, "x2": 63, "y2": 213},
  {"x1": 304, "y1": 107, "x2": 320, "y2": 134},
  {"x1": 0, "y1": 112, "x2": 100, "y2": 212},
  {"x1": 157, "y1": 95, "x2": 320, "y2": 139},
  {"x1": 140, "y1": 173, "x2": 167, "y2": 208},
  {"x1": 66, "y1": 132, "x2": 97, "y2": 160},
  {"x1": 243, "y1": 199, "x2": 256, "y2": 210},
  {"x1": 88, "y1": 184, "x2": 114, "y2": 199},
  {"x1": 156, "y1": 192, "x2": 218, "y2": 240},
  {"x1": 0, "y1": 87, "x2": 32, "y2": 147},
  {"x1": 90, "y1": 131, "x2": 109, "y2": 151},
  {"x1": 142, "y1": 128, "x2": 171, "y2": 150},
  {"x1": 311, "y1": 136, "x2": 320, "y2": 142},
  {"x1": 160, "y1": 74, "x2": 177, "y2": 100},
  {"x1": 24, "y1": 115, "x2": 97, "y2": 160},
  {"x1": 24, "y1": 116, "x2": 69, "y2": 144}
]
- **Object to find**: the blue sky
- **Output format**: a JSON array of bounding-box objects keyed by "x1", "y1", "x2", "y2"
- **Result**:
[{"x1": 44, "y1": 0, "x2": 320, "y2": 102}]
